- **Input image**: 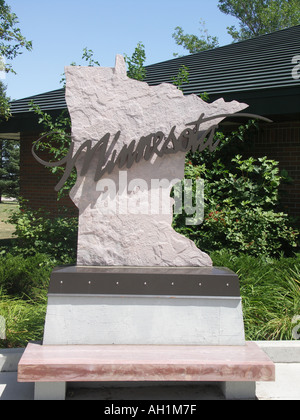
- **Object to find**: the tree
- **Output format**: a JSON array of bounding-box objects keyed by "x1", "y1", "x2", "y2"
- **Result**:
[
  {"x1": 0, "y1": 1, "x2": 31, "y2": 199},
  {"x1": 172, "y1": 65, "x2": 190, "y2": 90},
  {"x1": 172, "y1": 19, "x2": 219, "y2": 55},
  {"x1": 0, "y1": 80, "x2": 10, "y2": 121},
  {"x1": 0, "y1": 0, "x2": 32, "y2": 121},
  {"x1": 218, "y1": 0, "x2": 300, "y2": 42},
  {"x1": 173, "y1": 1, "x2": 300, "y2": 54},
  {"x1": 124, "y1": 42, "x2": 147, "y2": 81},
  {"x1": 0, "y1": 139, "x2": 19, "y2": 202},
  {"x1": 0, "y1": 0, "x2": 32, "y2": 75}
]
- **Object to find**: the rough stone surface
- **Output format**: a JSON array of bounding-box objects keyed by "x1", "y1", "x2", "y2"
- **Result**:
[{"x1": 65, "y1": 55, "x2": 248, "y2": 267}]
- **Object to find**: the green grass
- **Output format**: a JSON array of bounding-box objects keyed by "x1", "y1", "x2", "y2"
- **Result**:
[
  {"x1": 211, "y1": 250, "x2": 300, "y2": 341},
  {"x1": 0, "y1": 202, "x2": 18, "y2": 240},
  {"x1": 0, "y1": 253, "x2": 52, "y2": 348},
  {"x1": 0, "y1": 289, "x2": 47, "y2": 348}
]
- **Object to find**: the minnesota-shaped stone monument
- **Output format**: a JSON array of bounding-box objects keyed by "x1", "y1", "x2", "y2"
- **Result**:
[{"x1": 63, "y1": 55, "x2": 248, "y2": 267}]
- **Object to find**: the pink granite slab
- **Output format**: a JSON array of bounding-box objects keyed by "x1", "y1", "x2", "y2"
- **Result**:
[{"x1": 18, "y1": 342, "x2": 275, "y2": 383}]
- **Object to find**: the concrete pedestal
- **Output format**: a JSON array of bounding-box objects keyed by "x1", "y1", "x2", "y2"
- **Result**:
[
  {"x1": 34, "y1": 382, "x2": 66, "y2": 401},
  {"x1": 43, "y1": 294, "x2": 245, "y2": 346},
  {"x1": 42, "y1": 266, "x2": 245, "y2": 346}
]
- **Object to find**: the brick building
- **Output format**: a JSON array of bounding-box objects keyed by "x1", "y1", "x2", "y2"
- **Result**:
[{"x1": 0, "y1": 25, "x2": 299, "y2": 218}]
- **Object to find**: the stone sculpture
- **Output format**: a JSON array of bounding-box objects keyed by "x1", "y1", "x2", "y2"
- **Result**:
[{"x1": 59, "y1": 55, "x2": 248, "y2": 266}]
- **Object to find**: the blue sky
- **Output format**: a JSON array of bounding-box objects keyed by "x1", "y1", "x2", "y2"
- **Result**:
[{"x1": 4, "y1": 0, "x2": 239, "y2": 100}]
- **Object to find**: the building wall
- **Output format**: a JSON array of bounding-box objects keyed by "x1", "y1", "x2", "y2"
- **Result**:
[
  {"x1": 248, "y1": 120, "x2": 300, "y2": 220},
  {"x1": 20, "y1": 131, "x2": 78, "y2": 216}
]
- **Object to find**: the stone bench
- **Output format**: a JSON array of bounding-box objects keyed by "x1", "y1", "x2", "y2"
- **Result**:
[{"x1": 18, "y1": 342, "x2": 275, "y2": 400}]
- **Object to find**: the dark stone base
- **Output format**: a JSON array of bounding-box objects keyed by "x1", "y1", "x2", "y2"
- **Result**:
[{"x1": 48, "y1": 266, "x2": 241, "y2": 297}]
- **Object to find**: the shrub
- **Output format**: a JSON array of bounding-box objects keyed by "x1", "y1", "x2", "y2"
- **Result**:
[
  {"x1": 0, "y1": 253, "x2": 53, "y2": 299},
  {"x1": 173, "y1": 155, "x2": 299, "y2": 257},
  {"x1": 197, "y1": 206, "x2": 298, "y2": 257},
  {"x1": 6, "y1": 204, "x2": 78, "y2": 264}
]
